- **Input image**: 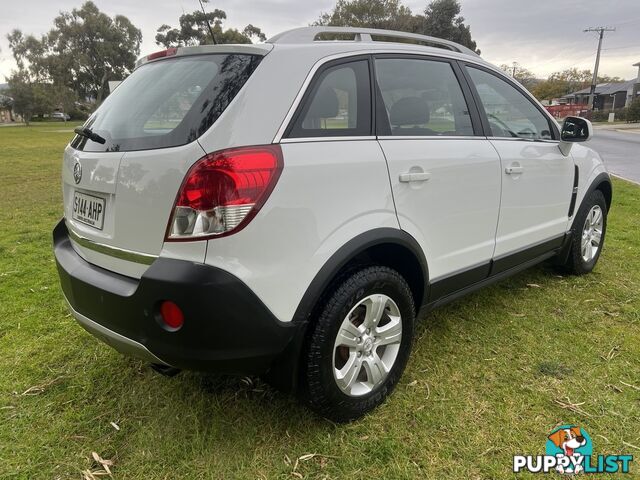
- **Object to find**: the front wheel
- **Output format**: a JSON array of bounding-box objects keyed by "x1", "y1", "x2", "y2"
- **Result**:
[
  {"x1": 302, "y1": 266, "x2": 415, "y2": 423},
  {"x1": 563, "y1": 189, "x2": 608, "y2": 275}
]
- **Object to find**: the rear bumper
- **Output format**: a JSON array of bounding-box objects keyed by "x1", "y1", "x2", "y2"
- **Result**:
[{"x1": 53, "y1": 220, "x2": 301, "y2": 374}]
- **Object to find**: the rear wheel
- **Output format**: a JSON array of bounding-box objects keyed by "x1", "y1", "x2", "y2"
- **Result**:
[
  {"x1": 563, "y1": 189, "x2": 607, "y2": 275},
  {"x1": 302, "y1": 266, "x2": 415, "y2": 422}
]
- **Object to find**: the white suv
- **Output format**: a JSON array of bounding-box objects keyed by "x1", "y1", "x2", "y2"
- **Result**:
[{"x1": 54, "y1": 27, "x2": 612, "y2": 422}]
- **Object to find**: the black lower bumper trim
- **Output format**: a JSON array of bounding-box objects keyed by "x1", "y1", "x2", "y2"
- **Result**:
[{"x1": 53, "y1": 220, "x2": 301, "y2": 375}]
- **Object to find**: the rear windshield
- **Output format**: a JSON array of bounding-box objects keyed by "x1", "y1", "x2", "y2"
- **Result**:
[{"x1": 71, "y1": 54, "x2": 262, "y2": 152}]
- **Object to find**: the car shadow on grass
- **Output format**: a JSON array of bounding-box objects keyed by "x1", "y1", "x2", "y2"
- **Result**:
[{"x1": 71, "y1": 262, "x2": 576, "y2": 454}]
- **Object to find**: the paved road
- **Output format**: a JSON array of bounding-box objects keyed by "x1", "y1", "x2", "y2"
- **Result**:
[{"x1": 589, "y1": 129, "x2": 640, "y2": 184}]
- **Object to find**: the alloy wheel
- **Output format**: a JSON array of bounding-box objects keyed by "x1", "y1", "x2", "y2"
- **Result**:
[
  {"x1": 332, "y1": 294, "x2": 402, "y2": 397},
  {"x1": 581, "y1": 205, "x2": 603, "y2": 262}
]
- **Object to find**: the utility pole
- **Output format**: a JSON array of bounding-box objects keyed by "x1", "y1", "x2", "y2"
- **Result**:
[
  {"x1": 512, "y1": 62, "x2": 518, "y2": 78},
  {"x1": 584, "y1": 26, "x2": 615, "y2": 109}
]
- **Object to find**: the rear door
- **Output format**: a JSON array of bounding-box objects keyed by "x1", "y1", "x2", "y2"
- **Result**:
[
  {"x1": 375, "y1": 55, "x2": 502, "y2": 295},
  {"x1": 463, "y1": 65, "x2": 574, "y2": 270},
  {"x1": 63, "y1": 52, "x2": 263, "y2": 277}
]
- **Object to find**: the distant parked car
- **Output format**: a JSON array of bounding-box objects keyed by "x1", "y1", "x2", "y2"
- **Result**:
[
  {"x1": 51, "y1": 111, "x2": 70, "y2": 121},
  {"x1": 54, "y1": 26, "x2": 612, "y2": 422}
]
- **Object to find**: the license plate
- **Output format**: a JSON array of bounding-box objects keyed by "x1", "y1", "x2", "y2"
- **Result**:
[{"x1": 72, "y1": 191, "x2": 105, "y2": 230}]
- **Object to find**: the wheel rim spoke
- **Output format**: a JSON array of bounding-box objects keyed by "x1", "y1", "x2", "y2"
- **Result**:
[
  {"x1": 581, "y1": 236, "x2": 589, "y2": 259},
  {"x1": 363, "y1": 354, "x2": 386, "y2": 385},
  {"x1": 363, "y1": 295, "x2": 386, "y2": 328},
  {"x1": 375, "y1": 316, "x2": 402, "y2": 346},
  {"x1": 335, "y1": 353, "x2": 361, "y2": 392},
  {"x1": 336, "y1": 321, "x2": 362, "y2": 347}
]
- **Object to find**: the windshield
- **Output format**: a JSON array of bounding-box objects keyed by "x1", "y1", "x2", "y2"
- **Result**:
[{"x1": 71, "y1": 54, "x2": 262, "y2": 152}]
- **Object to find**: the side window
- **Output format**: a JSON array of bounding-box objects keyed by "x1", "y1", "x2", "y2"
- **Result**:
[
  {"x1": 287, "y1": 60, "x2": 371, "y2": 138},
  {"x1": 466, "y1": 67, "x2": 553, "y2": 140},
  {"x1": 375, "y1": 58, "x2": 474, "y2": 136}
]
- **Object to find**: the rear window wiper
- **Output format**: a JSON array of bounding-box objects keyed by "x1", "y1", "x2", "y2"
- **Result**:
[{"x1": 74, "y1": 127, "x2": 106, "y2": 144}]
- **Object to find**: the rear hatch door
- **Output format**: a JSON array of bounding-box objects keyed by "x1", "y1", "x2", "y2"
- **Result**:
[{"x1": 63, "y1": 50, "x2": 264, "y2": 277}]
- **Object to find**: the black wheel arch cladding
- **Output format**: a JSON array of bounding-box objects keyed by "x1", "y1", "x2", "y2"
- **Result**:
[{"x1": 268, "y1": 228, "x2": 428, "y2": 393}]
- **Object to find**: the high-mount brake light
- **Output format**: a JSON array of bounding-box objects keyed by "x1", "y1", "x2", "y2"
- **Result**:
[
  {"x1": 166, "y1": 145, "x2": 283, "y2": 241},
  {"x1": 147, "y1": 48, "x2": 178, "y2": 61}
]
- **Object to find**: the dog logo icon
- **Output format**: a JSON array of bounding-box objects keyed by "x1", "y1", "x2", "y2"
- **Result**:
[{"x1": 546, "y1": 425, "x2": 592, "y2": 474}]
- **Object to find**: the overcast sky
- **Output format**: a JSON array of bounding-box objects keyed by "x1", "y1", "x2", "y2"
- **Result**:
[{"x1": 1, "y1": 0, "x2": 639, "y2": 82}]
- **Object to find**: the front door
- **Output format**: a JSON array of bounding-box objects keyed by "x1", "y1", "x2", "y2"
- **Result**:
[{"x1": 464, "y1": 65, "x2": 574, "y2": 269}]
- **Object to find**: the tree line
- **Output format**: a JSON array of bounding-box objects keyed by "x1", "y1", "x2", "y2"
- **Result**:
[
  {"x1": 2, "y1": 0, "x2": 634, "y2": 125},
  {"x1": 502, "y1": 63, "x2": 625, "y2": 101},
  {"x1": 3, "y1": 0, "x2": 478, "y2": 124}
]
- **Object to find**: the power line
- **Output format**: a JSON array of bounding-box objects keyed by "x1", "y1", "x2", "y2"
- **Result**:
[
  {"x1": 583, "y1": 27, "x2": 615, "y2": 109},
  {"x1": 601, "y1": 45, "x2": 637, "y2": 51},
  {"x1": 610, "y1": 17, "x2": 640, "y2": 27}
]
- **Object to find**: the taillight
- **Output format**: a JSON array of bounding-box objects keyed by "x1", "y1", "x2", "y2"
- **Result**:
[{"x1": 166, "y1": 145, "x2": 283, "y2": 241}]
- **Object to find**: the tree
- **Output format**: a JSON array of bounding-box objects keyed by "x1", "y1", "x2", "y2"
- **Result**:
[
  {"x1": 530, "y1": 68, "x2": 624, "y2": 101},
  {"x1": 7, "y1": 2, "x2": 142, "y2": 103},
  {"x1": 419, "y1": 0, "x2": 479, "y2": 53},
  {"x1": 314, "y1": 0, "x2": 417, "y2": 31},
  {"x1": 500, "y1": 63, "x2": 537, "y2": 91},
  {"x1": 315, "y1": 0, "x2": 479, "y2": 54},
  {"x1": 531, "y1": 79, "x2": 569, "y2": 101},
  {"x1": 628, "y1": 97, "x2": 640, "y2": 122},
  {"x1": 6, "y1": 72, "x2": 54, "y2": 125},
  {"x1": 155, "y1": 2, "x2": 266, "y2": 48}
]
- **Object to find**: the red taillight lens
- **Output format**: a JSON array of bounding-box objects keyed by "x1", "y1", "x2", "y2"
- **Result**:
[
  {"x1": 159, "y1": 301, "x2": 184, "y2": 330},
  {"x1": 166, "y1": 145, "x2": 283, "y2": 240},
  {"x1": 147, "y1": 48, "x2": 178, "y2": 61}
]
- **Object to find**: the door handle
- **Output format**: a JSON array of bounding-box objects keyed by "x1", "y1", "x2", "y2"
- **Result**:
[
  {"x1": 399, "y1": 172, "x2": 431, "y2": 183},
  {"x1": 505, "y1": 165, "x2": 524, "y2": 175}
]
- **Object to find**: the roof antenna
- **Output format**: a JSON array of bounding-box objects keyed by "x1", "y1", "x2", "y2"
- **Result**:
[{"x1": 198, "y1": 0, "x2": 217, "y2": 45}]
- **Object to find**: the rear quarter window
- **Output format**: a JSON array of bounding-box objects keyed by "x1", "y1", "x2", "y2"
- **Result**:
[{"x1": 71, "y1": 54, "x2": 262, "y2": 152}]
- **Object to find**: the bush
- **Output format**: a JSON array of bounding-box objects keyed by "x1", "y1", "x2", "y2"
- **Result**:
[
  {"x1": 591, "y1": 108, "x2": 628, "y2": 122},
  {"x1": 591, "y1": 110, "x2": 608, "y2": 122},
  {"x1": 67, "y1": 108, "x2": 89, "y2": 121},
  {"x1": 628, "y1": 97, "x2": 640, "y2": 122}
]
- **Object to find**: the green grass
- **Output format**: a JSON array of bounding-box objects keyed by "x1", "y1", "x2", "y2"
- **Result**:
[{"x1": 1, "y1": 122, "x2": 639, "y2": 479}]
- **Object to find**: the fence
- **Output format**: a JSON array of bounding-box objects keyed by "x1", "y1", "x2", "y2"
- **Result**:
[{"x1": 544, "y1": 104, "x2": 591, "y2": 120}]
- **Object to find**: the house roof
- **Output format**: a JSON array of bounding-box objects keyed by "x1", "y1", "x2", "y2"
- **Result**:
[{"x1": 565, "y1": 79, "x2": 637, "y2": 97}]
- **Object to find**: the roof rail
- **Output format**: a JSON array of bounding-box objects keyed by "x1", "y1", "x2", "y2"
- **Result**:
[{"x1": 266, "y1": 26, "x2": 479, "y2": 57}]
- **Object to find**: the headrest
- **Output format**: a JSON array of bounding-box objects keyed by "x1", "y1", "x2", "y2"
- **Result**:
[
  {"x1": 306, "y1": 86, "x2": 339, "y2": 119},
  {"x1": 389, "y1": 97, "x2": 430, "y2": 126}
]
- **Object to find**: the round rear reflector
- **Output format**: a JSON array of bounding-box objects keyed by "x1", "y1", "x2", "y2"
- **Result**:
[{"x1": 159, "y1": 301, "x2": 184, "y2": 330}]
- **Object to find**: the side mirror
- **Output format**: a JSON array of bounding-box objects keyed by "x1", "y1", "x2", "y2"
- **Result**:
[
  {"x1": 561, "y1": 116, "x2": 592, "y2": 142},
  {"x1": 559, "y1": 116, "x2": 592, "y2": 156}
]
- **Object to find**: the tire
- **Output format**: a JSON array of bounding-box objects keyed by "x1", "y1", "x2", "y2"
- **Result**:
[
  {"x1": 302, "y1": 266, "x2": 415, "y2": 423},
  {"x1": 563, "y1": 189, "x2": 608, "y2": 275}
]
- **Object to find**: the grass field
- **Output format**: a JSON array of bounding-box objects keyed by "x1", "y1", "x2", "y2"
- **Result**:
[{"x1": 0, "y1": 123, "x2": 639, "y2": 479}]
